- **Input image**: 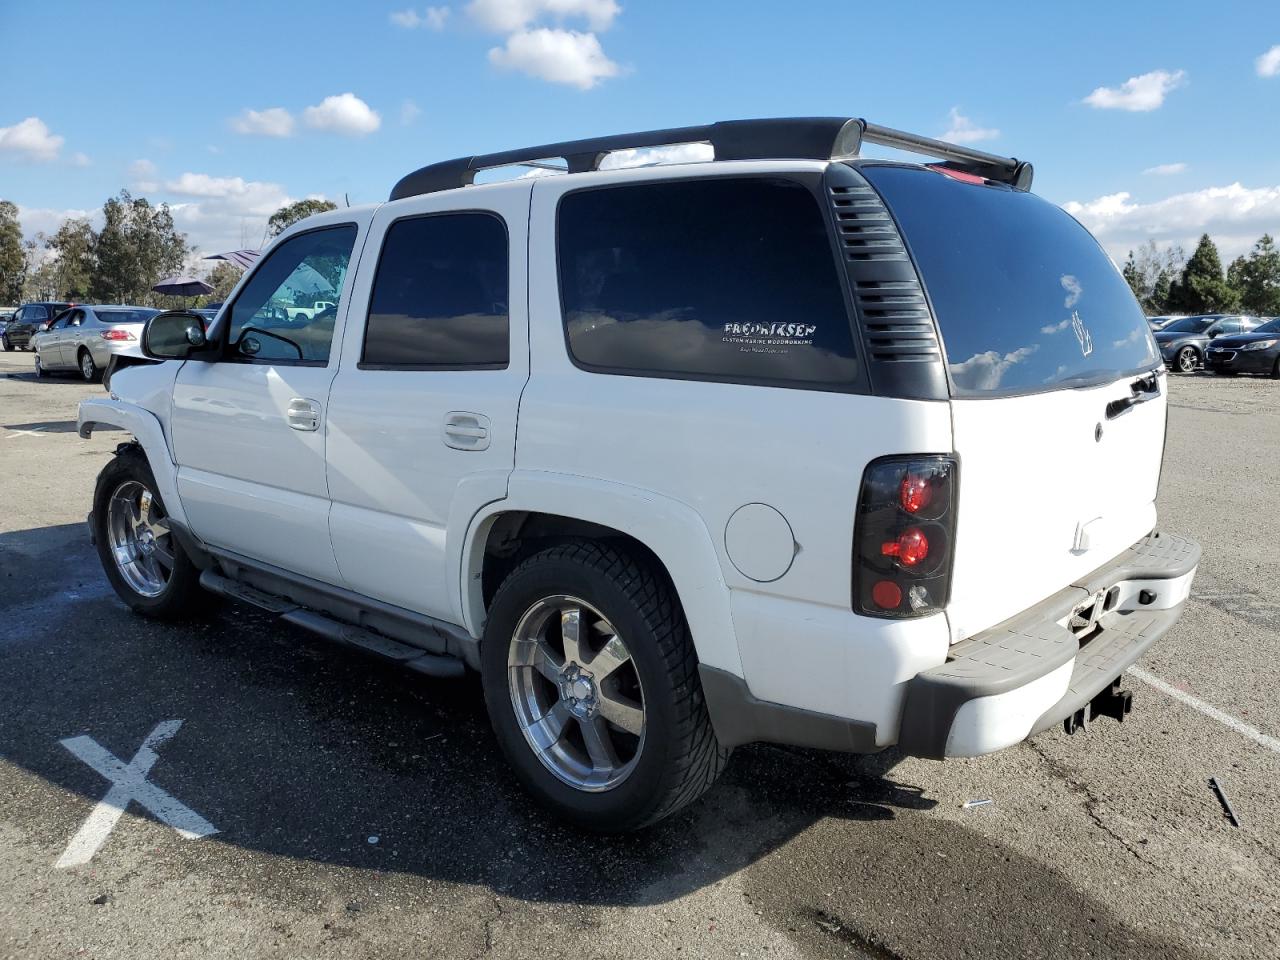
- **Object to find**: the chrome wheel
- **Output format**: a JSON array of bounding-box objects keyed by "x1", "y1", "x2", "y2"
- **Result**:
[
  {"x1": 106, "y1": 480, "x2": 174, "y2": 598},
  {"x1": 507, "y1": 595, "x2": 646, "y2": 792},
  {"x1": 80, "y1": 351, "x2": 96, "y2": 380},
  {"x1": 1177, "y1": 347, "x2": 1197, "y2": 373},
  {"x1": 33, "y1": 353, "x2": 44, "y2": 377}
]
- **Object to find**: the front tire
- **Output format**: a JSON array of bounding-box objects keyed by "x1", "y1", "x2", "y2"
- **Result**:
[
  {"x1": 481, "y1": 540, "x2": 729, "y2": 831},
  {"x1": 34, "y1": 353, "x2": 47, "y2": 378},
  {"x1": 93, "y1": 447, "x2": 209, "y2": 619},
  {"x1": 1175, "y1": 346, "x2": 1199, "y2": 373},
  {"x1": 79, "y1": 349, "x2": 101, "y2": 382},
  {"x1": 2, "y1": 336, "x2": 11, "y2": 351}
]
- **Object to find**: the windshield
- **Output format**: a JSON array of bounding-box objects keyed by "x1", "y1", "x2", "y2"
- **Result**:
[
  {"x1": 96, "y1": 308, "x2": 160, "y2": 325},
  {"x1": 1250, "y1": 318, "x2": 1280, "y2": 334},
  {"x1": 1161, "y1": 317, "x2": 1215, "y2": 334},
  {"x1": 861, "y1": 165, "x2": 1158, "y2": 396}
]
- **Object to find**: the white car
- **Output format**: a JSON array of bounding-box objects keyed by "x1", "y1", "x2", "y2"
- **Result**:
[
  {"x1": 33, "y1": 305, "x2": 160, "y2": 381},
  {"x1": 78, "y1": 117, "x2": 1200, "y2": 831}
]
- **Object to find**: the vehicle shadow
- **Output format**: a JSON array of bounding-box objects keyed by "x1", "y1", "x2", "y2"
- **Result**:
[
  {"x1": 3, "y1": 419, "x2": 93, "y2": 434},
  {"x1": 0, "y1": 523, "x2": 1203, "y2": 957}
]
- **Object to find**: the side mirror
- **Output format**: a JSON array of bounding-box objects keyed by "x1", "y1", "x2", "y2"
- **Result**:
[{"x1": 142, "y1": 310, "x2": 215, "y2": 361}]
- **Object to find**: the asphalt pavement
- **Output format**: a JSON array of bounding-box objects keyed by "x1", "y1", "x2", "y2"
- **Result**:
[{"x1": 1, "y1": 348, "x2": 1278, "y2": 960}]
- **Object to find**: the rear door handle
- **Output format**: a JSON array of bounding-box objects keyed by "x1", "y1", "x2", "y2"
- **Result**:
[
  {"x1": 443, "y1": 411, "x2": 491, "y2": 451},
  {"x1": 287, "y1": 398, "x2": 322, "y2": 432}
]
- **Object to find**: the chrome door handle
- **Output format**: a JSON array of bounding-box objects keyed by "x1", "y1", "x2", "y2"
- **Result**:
[
  {"x1": 443, "y1": 411, "x2": 491, "y2": 451},
  {"x1": 287, "y1": 398, "x2": 321, "y2": 432}
]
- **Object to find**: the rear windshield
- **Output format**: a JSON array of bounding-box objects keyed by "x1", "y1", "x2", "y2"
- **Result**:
[
  {"x1": 96, "y1": 309, "x2": 159, "y2": 324},
  {"x1": 862, "y1": 166, "x2": 1158, "y2": 396}
]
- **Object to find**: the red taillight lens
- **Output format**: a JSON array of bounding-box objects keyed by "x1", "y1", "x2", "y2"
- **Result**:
[
  {"x1": 899, "y1": 474, "x2": 933, "y2": 514},
  {"x1": 853, "y1": 456, "x2": 957, "y2": 619},
  {"x1": 101, "y1": 329, "x2": 136, "y2": 341},
  {"x1": 881, "y1": 528, "x2": 929, "y2": 566}
]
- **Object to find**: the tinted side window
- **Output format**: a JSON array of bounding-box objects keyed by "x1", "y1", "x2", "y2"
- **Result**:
[
  {"x1": 226, "y1": 225, "x2": 357, "y2": 364},
  {"x1": 557, "y1": 178, "x2": 859, "y2": 387},
  {"x1": 362, "y1": 213, "x2": 509, "y2": 368}
]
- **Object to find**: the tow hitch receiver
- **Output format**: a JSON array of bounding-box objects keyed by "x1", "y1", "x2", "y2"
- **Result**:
[{"x1": 1063, "y1": 678, "x2": 1134, "y2": 735}]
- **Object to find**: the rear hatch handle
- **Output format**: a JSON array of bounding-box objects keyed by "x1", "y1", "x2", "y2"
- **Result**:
[{"x1": 1105, "y1": 372, "x2": 1161, "y2": 420}]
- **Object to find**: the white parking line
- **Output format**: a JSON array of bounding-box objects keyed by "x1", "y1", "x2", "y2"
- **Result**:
[
  {"x1": 6, "y1": 428, "x2": 47, "y2": 439},
  {"x1": 1129, "y1": 666, "x2": 1280, "y2": 757},
  {"x1": 55, "y1": 719, "x2": 218, "y2": 868}
]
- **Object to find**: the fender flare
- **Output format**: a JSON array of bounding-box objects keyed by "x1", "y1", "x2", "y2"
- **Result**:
[
  {"x1": 78, "y1": 397, "x2": 190, "y2": 529},
  {"x1": 456, "y1": 471, "x2": 743, "y2": 677}
]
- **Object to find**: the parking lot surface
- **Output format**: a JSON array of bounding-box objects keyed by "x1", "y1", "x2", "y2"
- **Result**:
[{"x1": 2, "y1": 349, "x2": 1278, "y2": 960}]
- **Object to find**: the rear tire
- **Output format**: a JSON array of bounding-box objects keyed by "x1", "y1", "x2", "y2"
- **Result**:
[
  {"x1": 481, "y1": 540, "x2": 729, "y2": 832},
  {"x1": 79, "y1": 349, "x2": 101, "y2": 383},
  {"x1": 93, "y1": 446, "x2": 210, "y2": 620}
]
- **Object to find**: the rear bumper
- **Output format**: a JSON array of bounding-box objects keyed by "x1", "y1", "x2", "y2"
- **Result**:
[{"x1": 897, "y1": 530, "x2": 1200, "y2": 759}]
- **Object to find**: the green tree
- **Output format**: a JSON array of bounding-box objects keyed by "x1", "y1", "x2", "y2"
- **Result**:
[
  {"x1": 204, "y1": 261, "x2": 242, "y2": 302},
  {"x1": 47, "y1": 218, "x2": 97, "y2": 300},
  {"x1": 91, "y1": 190, "x2": 188, "y2": 305},
  {"x1": 0, "y1": 201, "x2": 29, "y2": 304},
  {"x1": 1121, "y1": 239, "x2": 1185, "y2": 314},
  {"x1": 267, "y1": 198, "x2": 338, "y2": 238},
  {"x1": 1169, "y1": 234, "x2": 1239, "y2": 314},
  {"x1": 1231, "y1": 234, "x2": 1280, "y2": 316}
]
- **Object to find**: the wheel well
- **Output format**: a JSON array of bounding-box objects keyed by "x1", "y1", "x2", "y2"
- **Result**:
[{"x1": 478, "y1": 511, "x2": 675, "y2": 613}]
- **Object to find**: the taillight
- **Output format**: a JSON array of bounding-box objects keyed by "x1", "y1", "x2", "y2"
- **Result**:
[
  {"x1": 101, "y1": 328, "x2": 136, "y2": 341},
  {"x1": 854, "y1": 455, "x2": 958, "y2": 618}
]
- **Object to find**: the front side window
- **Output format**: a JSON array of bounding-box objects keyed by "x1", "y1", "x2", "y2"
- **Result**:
[
  {"x1": 225, "y1": 225, "x2": 357, "y2": 363},
  {"x1": 363, "y1": 213, "x2": 509, "y2": 368},
  {"x1": 557, "y1": 177, "x2": 859, "y2": 387}
]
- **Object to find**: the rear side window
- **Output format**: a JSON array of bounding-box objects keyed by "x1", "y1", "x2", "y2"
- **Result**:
[
  {"x1": 363, "y1": 213, "x2": 509, "y2": 368},
  {"x1": 862, "y1": 166, "x2": 1159, "y2": 396},
  {"x1": 557, "y1": 178, "x2": 858, "y2": 387}
]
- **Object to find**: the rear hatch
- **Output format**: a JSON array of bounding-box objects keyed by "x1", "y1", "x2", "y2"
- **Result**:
[{"x1": 862, "y1": 165, "x2": 1166, "y2": 642}]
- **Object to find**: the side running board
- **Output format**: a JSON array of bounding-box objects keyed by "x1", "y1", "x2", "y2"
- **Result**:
[{"x1": 198, "y1": 570, "x2": 466, "y2": 678}]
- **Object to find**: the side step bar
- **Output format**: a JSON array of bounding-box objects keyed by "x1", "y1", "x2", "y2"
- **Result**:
[{"x1": 199, "y1": 570, "x2": 466, "y2": 678}]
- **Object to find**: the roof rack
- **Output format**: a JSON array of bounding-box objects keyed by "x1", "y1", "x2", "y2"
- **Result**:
[{"x1": 388, "y1": 117, "x2": 1033, "y2": 201}]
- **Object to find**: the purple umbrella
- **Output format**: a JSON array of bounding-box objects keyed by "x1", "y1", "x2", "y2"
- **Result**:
[
  {"x1": 152, "y1": 275, "x2": 214, "y2": 297},
  {"x1": 204, "y1": 249, "x2": 262, "y2": 271}
]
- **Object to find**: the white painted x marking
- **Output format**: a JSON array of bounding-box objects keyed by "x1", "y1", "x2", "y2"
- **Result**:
[
  {"x1": 55, "y1": 719, "x2": 217, "y2": 868},
  {"x1": 6, "y1": 428, "x2": 47, "y2": 439}
]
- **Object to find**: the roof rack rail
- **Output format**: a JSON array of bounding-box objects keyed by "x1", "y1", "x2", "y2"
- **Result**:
[{"x1": 388, "y1": 117, "x2": 1033, "y2": 201}]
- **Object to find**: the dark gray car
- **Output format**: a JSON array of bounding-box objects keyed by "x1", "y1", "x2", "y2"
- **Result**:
[{"x1": 1153, "y1": 315, "x2": 1260, "y2": 373}]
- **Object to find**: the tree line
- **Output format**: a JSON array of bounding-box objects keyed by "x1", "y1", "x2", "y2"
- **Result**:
[
  {"x1": 1122, "y1": 233, "x2": 1280, "y2": 317},
  {"x1": 0, "y1": 194, "x2": 337, "y2": 308}
]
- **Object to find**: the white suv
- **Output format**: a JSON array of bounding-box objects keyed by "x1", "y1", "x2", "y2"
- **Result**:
[{"x1": 79, "y1": 118, "x2": 1200, "y2": 831}]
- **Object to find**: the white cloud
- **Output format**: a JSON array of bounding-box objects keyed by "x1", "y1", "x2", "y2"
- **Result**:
[
  {"x1": 950, "y1": 346, "x2": 1037, "y2": 392},
  {"x1": 488, "y1": 28, "x2": 619, "y2": 89},
  {"x1": 0, "y1": 116, "x2": 65, "y2": 162},
  {"x1": 1142, "y1": 162, "x2": 1187, "y2": 176},
  {"x1": 1257, "y1": 44, "x2": 1280, "y2": 78},
  {"x1": 599, "y1": 143, "x2": 714, "y2": 169},
  {"x1": 391, "y1": 6, "x2": 450, "y2": 29},
  {"x1": 230, "y1": 107, "x2": 296, "y2": 138},
  {"x1": 129, "y1": 158, "x2": 159, "y2": 191},
  {"x1": 15, "y1": 205, "x2": 96, "y2": 241},
  {"x1": 941, "y1": 107, "x2": 999, "y2": 144},
  {"x1": 1063, "y1": 181, "x2": 1280, "y2": 262},
  {"x1": 302, "y1": 93, "x2": 382, "y2": 136},
  {"x1": 400, "y1": 99, "x2": 422, "y2": 125},
  {"x1": 1083, "y1": 69, "x2": 1186, "y2": 111},
  {"x1": 70, "y1": 151, "x2": 91, "y2": 167},
  {"x1": 468, "y1": 0, "x2": 619, "y2": 32}
]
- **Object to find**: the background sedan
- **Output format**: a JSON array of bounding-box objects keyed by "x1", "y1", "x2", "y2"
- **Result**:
[
  {"x1": 1154, "y1": 314, "x2": 1261, "y2": 373},
  {"x1": 1205, "y1": 317, "x2": 1280, "y2": 378},
  {"x1": 32, "y1": 305, "x2": 160, "y2": 381}
]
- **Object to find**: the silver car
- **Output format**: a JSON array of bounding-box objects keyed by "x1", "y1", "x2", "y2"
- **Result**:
[{"x1": 32, "y1": 305, "x2": 160, "y2": 382}]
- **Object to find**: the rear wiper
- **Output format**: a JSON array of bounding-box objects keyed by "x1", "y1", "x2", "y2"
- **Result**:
[{"x1": 1105, "y1": 372, "x2": 1161, "y2": 420}]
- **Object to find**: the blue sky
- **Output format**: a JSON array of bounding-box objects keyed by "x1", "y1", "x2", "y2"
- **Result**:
[{"x1": 2, "y1": 0, "x2": 1278, "y2": 266}]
